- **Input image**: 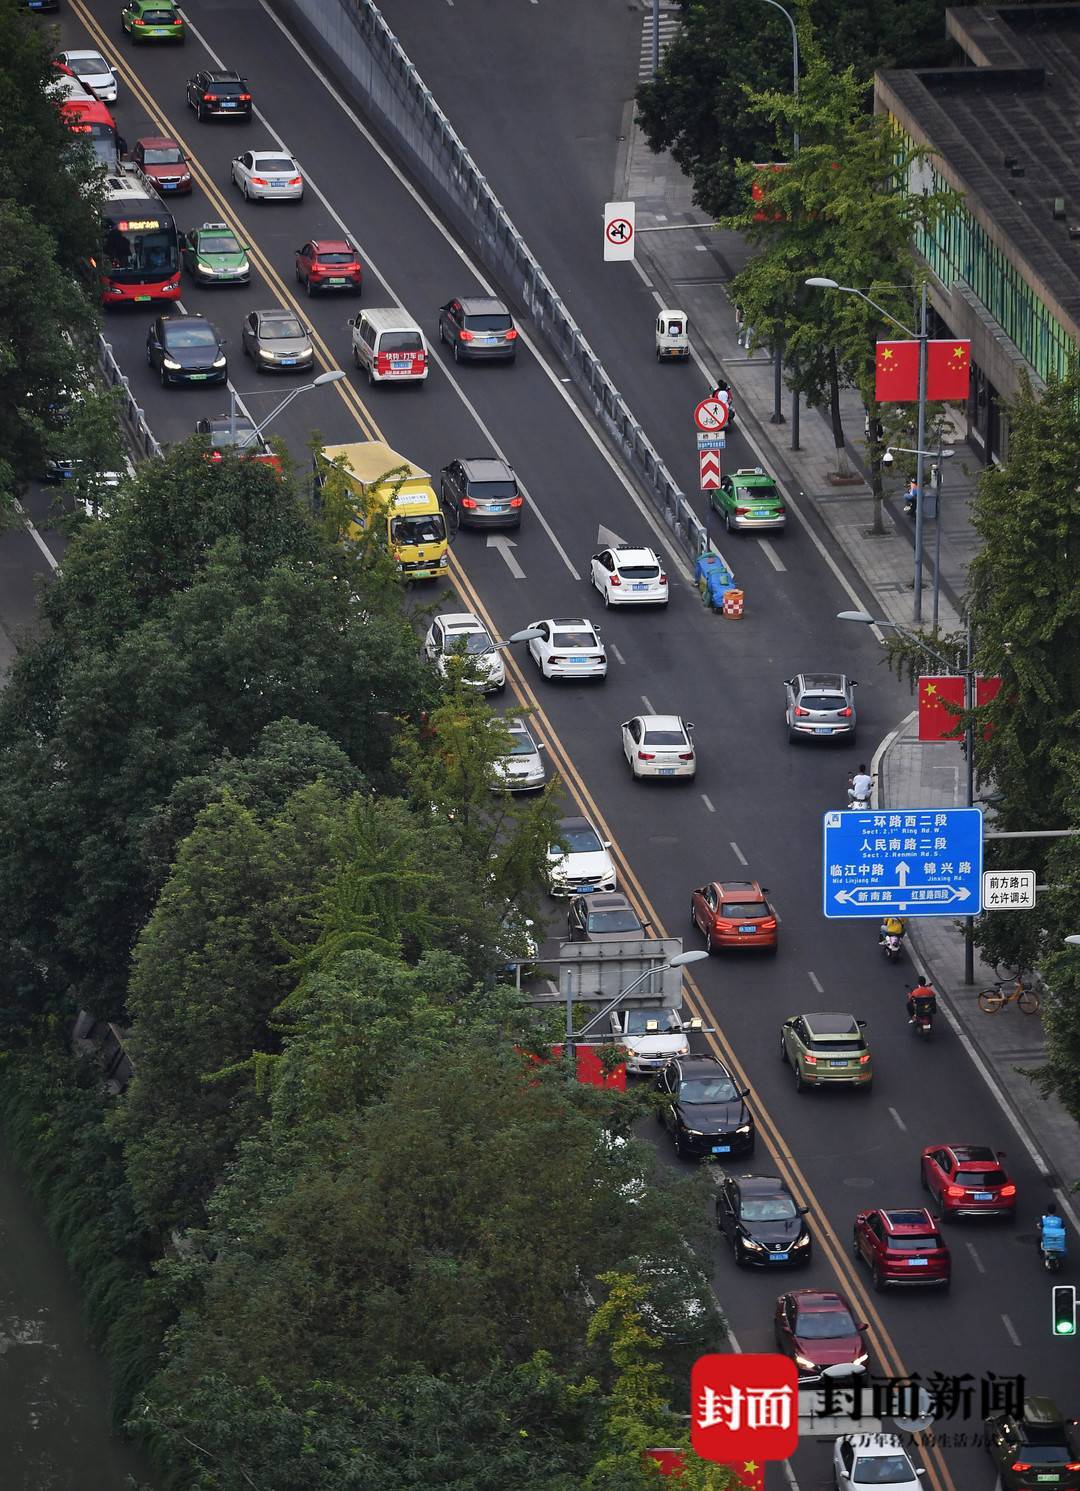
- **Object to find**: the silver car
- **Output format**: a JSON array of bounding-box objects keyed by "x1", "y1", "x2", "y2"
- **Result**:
[
  {"x1": 491, "y1": 717, "x2": 546, "y2": 792},
  {"x1": 231, "y1": 150, "x2": 304, "y2": 202},
  {"x1": 784, "y1": 672, "x2": 858, "y2": 743},
  {"x1": 241, "y1": 309, "x2": 314, "y2": 372}
]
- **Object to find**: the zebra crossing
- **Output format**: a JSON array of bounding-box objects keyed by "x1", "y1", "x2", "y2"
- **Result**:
[{"x1": 638, "y1": 4, "x2": 681, "y2": 81}]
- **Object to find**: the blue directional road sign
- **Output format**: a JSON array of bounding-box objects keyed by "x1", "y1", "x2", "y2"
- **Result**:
[{"x1": 822, "y1": 807, "x2": 983, "y2": 919}]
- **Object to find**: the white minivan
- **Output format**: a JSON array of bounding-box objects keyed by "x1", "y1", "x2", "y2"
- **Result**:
[{"x1": 349, "y1": 306, "x2": 428, "y2": 385}]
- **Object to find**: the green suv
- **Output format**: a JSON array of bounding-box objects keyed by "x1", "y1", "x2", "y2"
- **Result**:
[
  {"x1": 121, "y1": 1, "x2": 186, "y2": 42},
  {"x1": 181, "y1": 223, "x2": 251, "y2": 285},
  {"x1": 779, "y1": 1012, "x2": 872, "y2": 1092},
  {"x1": 710, "y1": 466, "x2": 786, "y2": 534}
]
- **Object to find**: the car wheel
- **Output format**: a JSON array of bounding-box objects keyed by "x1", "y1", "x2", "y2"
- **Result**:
[
  {"x1": 690, "y1": 901, "x2": 697, "y2": 930},
  {"x1": 871, "y1": 1264, "x2": 886, "y2": 1293},
  {"x1": 779, "y1": 1032, "x2": 788, "y2": 1063},
  {"x1": 673, "y1": 1130, "x2": 686, "y2": 1159},
  {"x1": 242, "y1": 183, "x2": 250, "y2": 201},
  {"x1": 438, "y1": 321, "x2": 445, "y2": 344},
  {"x1": 145, "y1": 344, "x2": 152, "y2": 366},
  {"x1": 705, "y1": 928, "x2": 714, "y2": 955},
  {"x1": 352, "y1": 344, "x2": 361, "y2": 369},
  {"x1": 602, "y1": 586, "x2": 612, "y2": 608},
  {"x1": 367, "y1": 364, "x2": 375, "y2": 386},
  {"x1": 852, "y1": 1230, "x2": 861, "y2": 1260},
  {"x1": 793, "y1": 1063, "x2": 805, "y2": 1093},
  {"x1": 306, "y1": 277, "x2": 314, "y2": 297},
  {"x1": 939, "y1": 1275, "x2": 951, "y2": 1294},
  {"x1": 159, "y1": 365, "x2": 169, "y2": 388},
  {"x1": 197, "y1": 103, "x2": 206, "y2": 122},
  {"x1": 453, "y1": 340, "x2": 461, "y2": 363},
  {"x1": 725, "y1": 513, "x2": 733, "y2": 533}
]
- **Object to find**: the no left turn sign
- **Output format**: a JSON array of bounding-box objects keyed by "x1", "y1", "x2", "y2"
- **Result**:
[{"x1": 604, "y1": 200, "x2": 636, "y2": 261}]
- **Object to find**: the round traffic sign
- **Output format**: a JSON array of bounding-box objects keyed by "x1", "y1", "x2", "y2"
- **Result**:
[
  {"x1": 694, "y1": 396, "x2": 730, "y2": 432},
  {"x1": 606, "y1": 217, "x2": 634, "y2": 246}
]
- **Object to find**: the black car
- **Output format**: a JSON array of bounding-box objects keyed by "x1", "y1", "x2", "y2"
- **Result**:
[
  {"x1": 985, "y1": 1398, "x2": 1080, "y2": 1491},
  {"x1": 715, "y1": 1174, "x2": 812, "y2": 1267},
  {"x1": 186, "y1": 68, "x2": 251, "y2": 121},
  {"x1": 195, "y1": 415, "x2": 258, "y2": 453},
  {"x1": 655, "y1": 1055, "x2": 754, "y2": 1160},
  {"x1": 567, "y1": 892, "x2": 645, "y2": 943},
  {"x1": 438, "y1": 296, "x2": 518, "y2": 362},
  {"x1": 146, "y1": 314, "x2": 227, "y2": 387},
  {"x1": 440, "y1": 457, "x2": 522, "y2": 530}
]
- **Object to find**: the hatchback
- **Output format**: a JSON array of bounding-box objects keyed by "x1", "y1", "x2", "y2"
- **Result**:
[
  {"x1": 295, "y1": 239, "x2": 362, "y2": 295},
  {"x1": 774, "y1": 1289, "x2": 869, "y2": 1382},
  {"x1": 438, "y1": 296, "x2": 518, "y2": 362},
  {"x1": 187, "y1": 69, "x2": 250, "y2": 119},
  {"x1": 590, "y1": 545, "x2": 668, "y2": 607},
  {"x1": 132, "y1": 136, "x2": 191, "y2": 193},
  {"x1": 622, "y1": 714, "x2": 695, "y2": 781},
  {"x1": 690, "y1": 880, "x2": 777, "y2": 952},
  {"x1": 567, "y1": 892, "x2": 645, "y2": 943},
  {"x1": 123, "y1": 1, "x2": 185, "y2": 41},
  {"x1": 715, "y1": 1174, "x2": 811, "y2": 1266},
  {"x1": 784, "y1": 672, "x2": 858, "y2": 743},
  {"x1": 526, "y1": 617, "x2": 607, "y2": 681},
  {"x1": 655, "y1": 1055, "x2": 754, "y2": 1160},
  {"x1": 440, "y1": 456, "x2": 523, "y2": 529},
  {"x1": 853, "y1": 1207, "x2": 951, "y2": 1291},
  {"x1": 54, "y1": 50, "x2": 117, "y2": 102},
  {"x1": 920, "y1": 1144, "x2": 1017, "y2": 1219},
  {"x1": 241, "y1": 310, "x2": 314, "y2": 372},
  {"x1": 779, "y1": 1012, "x2": 872, "y2": 1091}
]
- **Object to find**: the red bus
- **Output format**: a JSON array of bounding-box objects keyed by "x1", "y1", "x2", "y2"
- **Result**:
[
  {"x1": 60, "y1": 94, "x2": 121, "y2": 171},
  {"x1": 99, "y1": 172, "x2": 180, "y2": 305}
]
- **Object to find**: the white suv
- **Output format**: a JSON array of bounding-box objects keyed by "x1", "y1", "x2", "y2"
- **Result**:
[
  {"x1": 424, "y1": 612, "x2": 505, "y2": 692},
  {"x1": 590, "y1": 545, "x2": 668, "y2": 608},
  {"x1": 547, "y1": 815, "x2": 616, "y2": 897}
]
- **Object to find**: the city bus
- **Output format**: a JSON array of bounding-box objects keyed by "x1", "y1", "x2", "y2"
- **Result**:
[
  {"x1": 60, "y1": 94, "x2": 121, "y2": 170},
  {"x1": 98, "y1": 172, "x2": 180, "y2": 305}
]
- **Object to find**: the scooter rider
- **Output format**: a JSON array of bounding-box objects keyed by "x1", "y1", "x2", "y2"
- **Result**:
[
  {"x1": 880, "y1": 914, "x2": 906, "y2": 946},
  {"x1": 849, "y1": 765, "x2": 874, "y2": 806},
  {"x1": 1038, "y1": 1201, "x2": 1065, "y2": 1250},
  {"x1": 907, "y1": 975, "x2": 937, "y2": 1023}
]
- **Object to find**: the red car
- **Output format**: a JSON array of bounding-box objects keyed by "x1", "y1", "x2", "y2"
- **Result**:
[
  {"x1": 774, "y1": 1289, "x2": 869, "y2": 1383},
  {"x1": 294, "y1": 238, "x2": 362, "y2": 295},
  {"x1": 853, "y1": 1207, "x2": 950, "y2": 1291},
  {"x1": 131, "y1": 136, "x2": 192, "y2": 194},
  {"x1": 920, "y1": 1144, "x2": 1016, "y2": 1219},
  {"x1": 690, "y1": 879, "x2": 777, "y2": 953}
]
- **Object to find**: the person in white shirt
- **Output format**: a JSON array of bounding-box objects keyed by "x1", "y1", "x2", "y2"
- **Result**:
[{"x1": 849, "y1": 766, "x2": 874, "y2": 803}]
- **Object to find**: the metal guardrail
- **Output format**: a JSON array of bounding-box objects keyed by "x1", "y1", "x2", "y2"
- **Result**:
[
  {"x1": 272, "y1": 0, "x2": 709, "y2": 562},
  {"x1": 97, "y1": 332, "x2": 162, "y2": 461}
]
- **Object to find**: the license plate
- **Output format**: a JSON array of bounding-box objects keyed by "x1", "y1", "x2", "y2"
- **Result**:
[
  {"x1": 577, "y1": 885, "x2": 597, "y2": 894},
  {"x1": 488, "y1": 504, "x2": 507, "y2": 513},
  {"x1": 659, "y1": 768, "x2": 676, "y2": 775},
  {"x1": 632, "y1": 583, "x2": 649, "y2": 591},
  {"x1": 221, "y1": 102, "x2": 237, "y2": 108},
  {"x1": 972, "y1": 1192, "x2": 993, "y2": 1201},
  {"x1": 328, "y1": 278, "x2": 346, "y2": 284},
  {"x1": 478, "y1": 336, "x2": 497, "y2": 344},
  {"x1": 754, "y1": 509, "x2": 772, "y2": 516},
  {"x1": 569, "y1": 656, "x2": 588, "y2": 664},
  {"x1": 829, "y1": 1060, "x2": 849, "y2": 1068},
  {"x1": 712, "y1": 1145, "x2": 731, "y2": 1154},
  {"x1": 769, "y1": 1252, "x2": 789, "y2": 1262},
  {"x1": 134, "y1": 294, "x2": 151, "y2": 302},
  {"x1": 817, "y1": 726, "x2": 835, "y2": 734},
  {"x1": 280, "y1": 358, "x2": 297, "y2": 366},
  {"x1": 1037, "y1": 1477, "x2": 1060, "y2": 1483},
  {"x1": 187, "y1": 373, "x2": 209, "y2": 381},
  {"x1": 738, "y1": 924, "x2": 756, "y2": 934},
  {"x1": 907, "y1": 1258, "x2": 929, "y2": 1267}
]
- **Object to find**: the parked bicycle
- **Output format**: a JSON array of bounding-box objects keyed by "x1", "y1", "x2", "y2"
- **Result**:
[{"x1": 977, "y1": 971, "x2": 1040, "y2": 1015}]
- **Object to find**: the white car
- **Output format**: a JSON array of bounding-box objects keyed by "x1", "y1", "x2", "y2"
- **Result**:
[
  {"x1": 547, "y1": 815, "x2": 616, "y2": 897},
  {"x1": 424, "y1": 613, "x2": 505, "y2": 693},
  {"x1": 833, "y1": 1435, "x2": 925, "y2": 1491},
  {"x1": 609, "y1": 1008, "x2": 692, "y2": 1075},
  {"x1": 55, "y1": 50, "x2": 118, "y2": 103},
  {"x1": 621, "y1": 715, "x2": 696, "y2": 781},
  {"x1": 526, "y1": 616, "x2": 607, "y2": 680},
  {"x1": 590, "y1": 544, "x2": 668, "y2": 608},
  {"x1": 491, "y1": 717, "x2": 546, "y2": 792},
  {"x1": 230, "y1": 150, "x2": 304, "y2": 202}
]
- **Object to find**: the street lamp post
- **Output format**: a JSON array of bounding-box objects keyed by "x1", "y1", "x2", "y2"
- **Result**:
[
  {"x1": 885, "y1": 444, "x2": 955, "y2": 630},
  {"x1": 564, "y1": 950, "x2": 709, "y2": 1064},
  {"x1": 756, "y1": 0, "x2": 800, "y2": 442},
  {"x1": 806, "y1": 278, "x2": 930, "y2": 620},
  {"x1": 228, "y1": 368, "x2": 347, "y2": 450},
  {"x1": 839, "y1": 608, "x2": 976, "y2": 983}
]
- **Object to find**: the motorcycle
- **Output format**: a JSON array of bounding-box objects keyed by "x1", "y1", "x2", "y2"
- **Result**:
[
  {"x1": 880, "y1": 929, "x2": 905, "y2": 963},
  {"x1": 846, "y1": 772, "x2": 874, "y2": 809},
  {"x1": 1038, "y1": 1214, "x2": 1067, "y2": 1273},
  {"x1": 907, "y1": 988, "x2": 936, "y2": 1038}
]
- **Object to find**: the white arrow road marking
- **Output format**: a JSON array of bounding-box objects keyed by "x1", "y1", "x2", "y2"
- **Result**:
[
  {"x1": 597, "y1": 523, "x2": 628, "y2": 548},
  {"x1": 486, "y1": 534, "x2": 525, "y2": 579}
]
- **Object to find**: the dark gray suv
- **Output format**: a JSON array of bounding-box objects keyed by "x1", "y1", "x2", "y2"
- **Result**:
[
  {"x1": 440, "y1": 456, "x2": 523, "y2": 529},
  {"x1": 438, "y1": 296, "x2": 518, "y2": 362},
  {"x1": 784, "y1": 672, "x2": 858, "y2": 744}
]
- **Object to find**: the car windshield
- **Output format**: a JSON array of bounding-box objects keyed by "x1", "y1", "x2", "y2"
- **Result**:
[
  {"x1": 957, "y1": 1168, "x2": 1007, "y2": 1187},
  {"x1": 201, "y1": 235, "x2": 241, "y2": 255},
  {"x1": 885, "y1": 1234, "x2": 939, "y2": 1252},
  {"x1": 679, "y1": 1077, "x2": 736, "y2": 1104},
  {"x1": 739, "y1": 482, "x2": 779, "y2": 499},
  {"x1": 262, "y1": 317, "x2": 305, "y2": 340},
  {"x1": 210, "y1": 80, "x2": 244, "y2": 95},
  {"x1": 588, "y1": 909, "x2": 642, "y2": 934},
  {"x1": 259, "y1": 158, "x2": 296, "y2": 173},
  {"x1": 617, "y1": 563, "x2": 659, "y2": 579},
  {"x1": 796, "y1": 1308, "x2": 857, "y2": 1339},
  {"x1": 144, "y1": 9, "x2": 178, "y2": 20},
  {"x1": 68, "y1": 55, "x2": 109, "y2": 75},
  {"x1": 740, "y1": 1196, "x2": 797, "y2": 1222},
  {"x1": 553, "y1": 629, "x2": 596, "y2": 649},
  {"x1": 464, "y1": 313, "x2": 513, "y2": 331},
  {"x1": 1016, "y1": 1446, "x2": 1071, "y2": 1465},
  {"x1": 556, "y1": 826, "x2": 602, "y2": 855},
  {"x1": 144, "y1": 146, "x2": 184, "y2": 164},
  {"x1": 643, "y1": 728, "x2": 686, "y2": 745},
  {"x1": 380, "y1": 331, "x2": 423, "y2": 353},
  {"x1": 446, "y1": 631, "x2": 491, "y2": 657},
  {"x1": 800, "y1": 694, "x2": 847, "y2": 711},
  {"x1": 507, "y1": 734, "x2": 536, "y2": 756},
  {"x1": 208, "y1": 422, "x2": 254, "y2": 447},
  {"x1": 316, "y1": 252, "x2": 355, "y2": 264},
  {"x1": 391, "y1": 513, "x2": 445, "y2": 545},
  {"x1": 469, "y1": 481, "x2": 518, "y2": 500},
  {"x1": 721, "y1": 902, "x2": 766, "y2": 919},
  {"x1": 623, "y1": 1009, "x2": 681, "y2": 1034},
  {"x1": 166, "y1": 324, "x2": 217, "y2": 348},
  {"x1": 806, "y1": 1036, "x2": 860, "y2": 1052},
  {"x1": 852, "y1": 1455, "x2": 915, "y2": 1484}
]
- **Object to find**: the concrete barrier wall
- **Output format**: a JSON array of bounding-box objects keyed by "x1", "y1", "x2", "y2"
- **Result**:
[{"x1": 267, "y1": 0, "x2": 707, "y2": 560}]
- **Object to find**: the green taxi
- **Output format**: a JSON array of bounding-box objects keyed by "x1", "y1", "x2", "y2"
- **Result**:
[
  {"x1": 779, "y1": 1012, "x2": 873, "y2": 1092},
  {"x1": 181, "y1": 223, "x2": 251, "y2": 285},
  {"x1": 710, "y1": 465, "x2": 787, "y2": 534},
  {"x1": 121, "y1": 1, "x2": 186, "y2": 42}
]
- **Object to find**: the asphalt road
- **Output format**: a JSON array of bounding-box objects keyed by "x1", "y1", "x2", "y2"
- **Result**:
[{"x1": 28, "y1": 3, "x2": 1080, "y2": 1488}]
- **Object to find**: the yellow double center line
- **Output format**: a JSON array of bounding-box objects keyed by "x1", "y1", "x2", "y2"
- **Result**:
[{"x1": 75, "y1": 8, "x2": 955, "y2": 1486}]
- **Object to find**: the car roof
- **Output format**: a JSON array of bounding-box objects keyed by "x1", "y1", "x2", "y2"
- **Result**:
[
  {"x1": 308, "y1": 238, "x2": 354, "y2": 252},
  {"x1": 581, "y1": 893, "x2": 633, "y2": 912},
  {"x1": 640, "y1": 714, "x2": 686, "y2": 730},
  {"x1": 844, "y1": 1435, "x2": 906, "y2": 1455},
  {"x1": 256, "y1": 309, "x2": 301, "y2": 322},
  {"x1": 716, "y1": 880, "x2": 765, "y2": 898},
  {"x1": 207, "y1": 69, "x2": 244, "y2": 82},
  {"x1": 610, "y1": 545, "x2": 659, "y2": 563},
  {"x1": 557, "y1": 814, "x2": 594, "y2": 832},
  {"x1": 880, "y1": 1208, "x2": 936, "y2": 1232},
  {"x1": 62, "y1": 50, "x2": 109, "y2": 63},
  {"x1": 162, "y1": 314, "x2": 208, "y2": 327},
  {"x1": 946, "y1": 1144, "x2": 999, "y2": 1164},
  {"x1": 802, "y1": 1012, "x2": 862, "y2": 1036},
  {"x1": 797, "y1": 672, "x2": 847, "y2": 691},
  {"x1": 729, "y1": 467, "x2": 773, "y2": 482},
  {"x1": 550, "y1": 617, "x2": 597, "y2": 629},
  {"x1": 201, "y1": 415, "x2": 255, "y2": 430},
  {"x1": 438, "y1": 612, "x2": 484, "y2": 631},
  {"x1": 505, "y1": 717, "x2": 534, "y2": 738},
  {"x1": 732, "y1": 1174, "x2": 789, "y2": 1195},
  {"x1": 676, "y1": 1055, "x2": 730, "y2": 1077},
  {"x1": 250, "y1": 150, "x2": 296, "y2": 163},
  {"x1": 460, "y1": 457, "x2": 515, "y2": 481},
  {"x1": 139, "y1": 135, "x2": 182, "y2": 149},
  {"x1": 789, "y1": 1289, "x2": 851, "y2": 1312},
  {"x1": 459, "y1": 296, "x2": 509, "y2": 315},
  {"x1": 1018, "y1": 1397, "x2": 1067, "y2": 1433}
]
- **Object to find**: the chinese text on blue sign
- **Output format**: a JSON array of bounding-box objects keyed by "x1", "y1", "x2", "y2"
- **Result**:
[{"x1": 822, "y1": 808, "x2": 983, "y2": 919}]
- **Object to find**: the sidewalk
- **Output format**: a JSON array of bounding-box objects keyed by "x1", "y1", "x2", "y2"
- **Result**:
[{"x1": 622, "y1": 121, "x2": 1080, "y2": 1198}]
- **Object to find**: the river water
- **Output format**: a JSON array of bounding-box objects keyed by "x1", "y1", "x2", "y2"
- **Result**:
[{"x1": 0, "y1": 1147, "x2": 156, "y2": 1491}]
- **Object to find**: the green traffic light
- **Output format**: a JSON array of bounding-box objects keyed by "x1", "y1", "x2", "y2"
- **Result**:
[{"x1": 1052, "y1": 1285, "x2": 1077, "y2": 1336}]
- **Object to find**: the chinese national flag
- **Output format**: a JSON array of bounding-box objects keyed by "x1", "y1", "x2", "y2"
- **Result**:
[
  {"x1": 875, "y1": 340, "x2": 920, "y2": 401},
  {"x1": 926, "y1": 339, "x2": 971, "y2": 400},
  {"x1": 724, "y1": 1461, "x2": 766, "y2": 1490},
  {"x1": 918, "y1": 675, "x2": 965, "y2": 741}
]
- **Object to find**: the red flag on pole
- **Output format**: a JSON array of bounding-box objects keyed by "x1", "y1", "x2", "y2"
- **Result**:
[
  {"x1": 875, "y1": 341, "x2": 920, "y2": 401},
  {"x1": 926, "y1": 340, "x2": 971, "y2": 400},
  {"x1": 918, "y1": 675, "x2": 965, "y2": 741}
]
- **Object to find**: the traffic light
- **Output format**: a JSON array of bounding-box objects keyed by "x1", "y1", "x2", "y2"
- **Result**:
[{"x1": 1052, "y1": 1285, "x2": 1077, "y2": 1337}]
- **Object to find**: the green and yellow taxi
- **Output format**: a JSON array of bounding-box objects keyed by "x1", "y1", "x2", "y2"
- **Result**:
[
  {"x1": 710, "y1": 465, "x2": 787, "y2": 534},
  {"x1": 121, "y1": 1, "x2": 186, "y2": 43},
  {"x1": 779, "y1": 1012, "x2": 872, "y2": 1092},
  {"x1": 181, "y1": 223, "x2": 251, "y2": 285}
]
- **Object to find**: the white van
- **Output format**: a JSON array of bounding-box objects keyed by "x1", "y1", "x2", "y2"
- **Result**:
[{"x1": 348, "y1": 307, "x2": 428, "y2": 385}]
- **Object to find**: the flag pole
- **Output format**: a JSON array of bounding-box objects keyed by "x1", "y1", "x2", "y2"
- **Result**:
[{"x1": 913, "y1": 282, "x2": 928, "y2": 623}]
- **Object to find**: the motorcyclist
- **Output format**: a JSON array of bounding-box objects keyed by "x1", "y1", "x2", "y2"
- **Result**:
[
  {"x1": 907, "y1": 975, "x2": 936, "y2": 1023},
  {"x1": 1038, "y1": 1201, "x2": 1066, "y2": 1253},
  {"x1": 849, "y1": 765, "x2": 874, "y2": 806},
  {"x1": 880, "y1": 915, "x2": 906, "y2": 946}
]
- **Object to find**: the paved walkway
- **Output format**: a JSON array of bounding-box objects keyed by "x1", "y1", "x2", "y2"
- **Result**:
[{"x1": 622, "y1": 121, "x2": 1080, "y2": 1200}]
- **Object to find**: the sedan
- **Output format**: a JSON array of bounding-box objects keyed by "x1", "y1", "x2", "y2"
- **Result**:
[
  {"x1": 710, "y1": 466, "x2": 786, "y2": 533},
  {"x1": 231, "y1": 151, "x2": 304, "y2": 202},
  {"x1": 609, "y1": 1008, "x2": 691, "y2": 1075},
  {"x1": 526, "y1": 617, "x2": 606, "y2": 681},
  {"x1": 715, "y1": 1174, "x2": 811, "y2": 1267},
  {"x1": 691, "y1": 880, "x2": 777, "y2": 953},
  {"x1": 779, "y1": 1011, "x2": 872, "y2": 1091},
  {"x1": 241, "y1": 310, "x2": 314, "y2": 373},
  {"x1": 423, "y1": 613, "x2": 505, "y2": 693},
  {"x1": 438, "y1": 296, "x2": 518, "y2": 362},
  {"x1": 655, "y1": 1055, "x2": 754, "y2": 1160},
  {"x1": 920, "y1": 1143, "x2": 1017, "y2": 1219},
  {"x1": 131, "y1": 136, "x2": 191, "y2": 194},
  {"x1": 145, "y1": 315, "x2": 227, "y2": 387},
  {"x1": 54, "y1": 50, "x2": 117, "y2": 102},
  {"x1": 784, "y1": 672, "x2": 858, "y2": 743},
  {"x1": 834, "y1": 1435, "x2": 925, "y2": 1491},
  {"x1": 546, "y1": 815, "x2": 615, "y2": 897},
  {"x1": 590, "y1": 545, "x2": 668, "y2": 607},
  {"x1": 295, "y1": 238, "x2": 362, "y2": 295},
  {"x1": 567, "y1": 892, "x2": 645, "y2": 943},
  {"x1": 181, "y1": 223, "x2": 251, "y2": 284},
  {"x1": 490, "y1": 717, "x2": 545, "y2": 793},
  {"x1": 774, "y1": 1289, "x2": 869, "y2": 1383},
  {"x1": 622, "y1": 715, "x2": 695, "y2": 781},
  {"x1": 440, "y1": 457, "x2": 523, "y2": 529}
]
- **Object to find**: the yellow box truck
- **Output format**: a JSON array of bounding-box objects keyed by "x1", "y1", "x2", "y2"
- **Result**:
[{"x1": 316, "y1": 440, "x2": 449, "y2": 580}]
